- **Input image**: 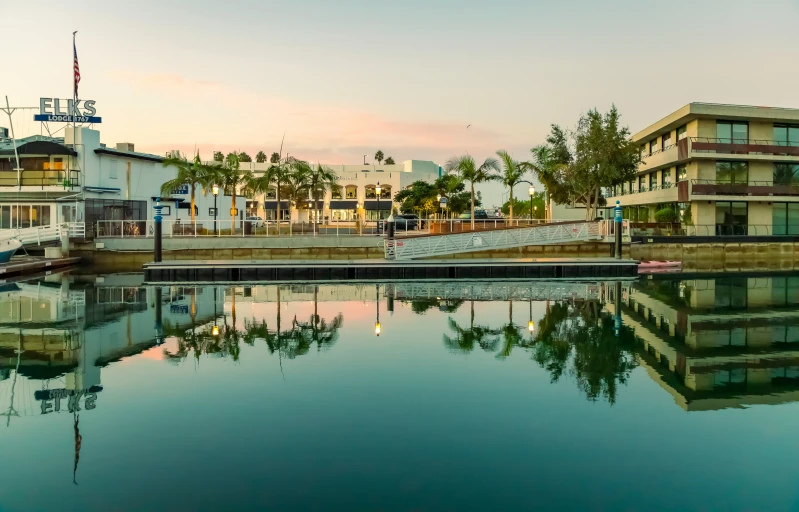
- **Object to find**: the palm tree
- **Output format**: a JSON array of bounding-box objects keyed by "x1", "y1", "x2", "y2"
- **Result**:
[
  {"x1": 283, "y1": 160, "x2": 311, "y2": 235},
  {"x1": 255, "y1": 151, "x2": 267, "y2": 163},
  {"x1": 444, "y1": 155, "x2": 500, "y2": 230},
  {"x1": 496, "y1": 150, "x2": 527, "y2": 224},
  {"x1": 305, "y1": 162, "x2": 340, "y2": 232},
  {"x1": 270, "y1": 152, "x2": 281, "y2": 164},
  {"x1": 160, "y1": 151, "x2": 215, "y2": 224},
  {"x1": 384, "y1": 156, "x2": 395, "y2": 165},
  {"x1": 442, "y1": 301, "x2": 500, "y2": 353},
  {"x1": 524, "y1": 146, "x2": 565, "y2": 223},
  {"x1": 219, "y1": 152, "x2": 252, "y2": 233},
  {"x1": 239, "y1": 152, "x2": 252, "y2": 163},
  {"x1": 374, "y1": 150, "x2": 384, "y2": 166}
]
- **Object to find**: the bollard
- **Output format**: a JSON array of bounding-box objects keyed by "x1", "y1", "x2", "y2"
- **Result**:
[
  {"x1": 614, "y1": 200, "x2": 622, "y2": 260},
  {"x1": 614, "y1": 281, "x2": 622, "y2": 337},
  {"x1": 60, "y1": 225, "x2": 70, "y2": 257},
  {"x1": 153, "y1": 198, "x2": 163, "y2": 263},
  {"x1": 154, "y1": 287, "x2": 164, "y2": 345}
]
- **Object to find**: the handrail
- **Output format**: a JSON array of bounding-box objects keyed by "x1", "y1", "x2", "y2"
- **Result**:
[{"x1": 0, "y1": 169, "x2": 80, "y2": 189}]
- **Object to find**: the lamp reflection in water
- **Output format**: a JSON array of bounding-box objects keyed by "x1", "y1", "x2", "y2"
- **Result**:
[
  {"x1": 375, "y1": 284, "x2": 381, "y2": 336},
  {"x1": 528, "y1": 299, "x2": 535, "y2": 334}
]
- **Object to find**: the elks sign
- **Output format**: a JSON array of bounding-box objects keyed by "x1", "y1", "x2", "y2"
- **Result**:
[{"x1": 34, "y1": 97, "x2": 102, "y2": 123}]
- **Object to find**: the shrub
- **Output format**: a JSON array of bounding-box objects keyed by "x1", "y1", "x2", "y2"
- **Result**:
[{"x1": 654, "y1": 208, "x2": 679, "y2": 223}]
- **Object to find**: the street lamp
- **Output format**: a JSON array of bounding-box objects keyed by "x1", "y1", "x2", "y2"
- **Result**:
[
  {"x1": 437, "y1": 194, "x2": 442, "y2": 219},
  {"x1": 528, "y1": 185, "x2": 535, "y2": 221},
  {"x1": 528, "y1": 299, "x2": 535, "y2": 334},
  {"x1": 212, "y1": 324, "x2": 220, "y2": 336},
  {"x1": 212, "y1": 184, "x2": 220, "y2": 236},
  {"x1": 375, "y1": 182, "x2": 382, "y2": 235}
]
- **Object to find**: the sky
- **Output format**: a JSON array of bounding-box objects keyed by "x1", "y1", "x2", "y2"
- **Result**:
[{"x1": 3, "y1": 0, "x2": 799, "y2": 206}]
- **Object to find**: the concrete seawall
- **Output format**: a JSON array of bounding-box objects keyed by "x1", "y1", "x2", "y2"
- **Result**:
[{"x1": 73, "y1": 237, "x2": 799, "y2": 273}]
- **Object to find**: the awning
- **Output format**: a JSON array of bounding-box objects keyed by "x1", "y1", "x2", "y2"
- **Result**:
[
  {"x1": 329, "y1": 200, "x2": 358, "y2": 209},
  {"x1": 363, "y1": 200, "x2": 391, "y2": 210},
  {"x1": 263, "y1": 200, "x2": 290, "y2": 210},
  {"x1": 85, "y1": 186, "x2": 121, "y2": 194}
]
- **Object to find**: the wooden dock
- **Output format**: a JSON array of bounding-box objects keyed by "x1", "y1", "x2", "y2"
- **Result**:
[
  {"x1": 143, "y1": 258, "x2": 638, "y2": 283},
  {"x1": 0, "y1": 256, "x2": 82, "y2": 280}
]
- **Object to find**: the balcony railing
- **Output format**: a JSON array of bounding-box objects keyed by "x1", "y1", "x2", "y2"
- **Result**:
[
  {"x1": 686, "y1": 137, "x2": 799, "y2": 157},
  {"x1": 0, "y1": 170, "x2": 81, "y2": 189},
  {"x1": 631, "y1": 223, "x2": 794, "y2": 237},
  {"x1": 690, "y1": 179, "x2": 799, "y2": 197},
  {"x1": 607, "y1": 182, "x2": 675, "y2": 198}
]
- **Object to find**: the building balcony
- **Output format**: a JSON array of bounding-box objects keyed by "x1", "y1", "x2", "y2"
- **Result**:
[
  {"x1": 640, "y1": 144, "x2": 679, "y2": 172},
  {"x1": 681, "y1": 138, "x2": 799, "y2": 161},
  {"x1": 681, "y1": 179, "x2": 799, "y2": 201},
  {"x1": 608, "y1": 183, "x2": 679, "y2": 206},
  {"x1": 0, "y1": 170, "x2": 81, "y2": 190}
]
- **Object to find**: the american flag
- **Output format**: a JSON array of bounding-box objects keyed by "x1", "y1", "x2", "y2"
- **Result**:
[{"x1": 73, "y1": 36, "x2": 81, "y2": 99}]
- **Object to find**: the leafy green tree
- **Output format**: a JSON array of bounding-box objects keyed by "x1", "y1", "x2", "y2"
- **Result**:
[
  {"x1": 445, "y1": 155, "x2": 500, "y2": 229},
  {"x1": 238, "y1": 152, "x2": 252, "y2": 163},
  {"x1": 213, "y1": 151, "x2": 224, "y2": 162},
  {"x1": 384, "y1": 156, "x2": 395, "y2": 165},
  {"x1": 496, "y1": 150, "x2": 528, "y2": 223},
  {"x1": 255, "y1": 151, "x2": 267, "y2": 163},
  {"x1": 374, "y1": 150, "x2": 384, "y2": 166},
  {"x1": 160, "y1": 151, "x2": 217, "y2": 223},
  {"x1": 501, "y1": 192, "x2": 545, "y2": 218},
  {"x1": 524, "y1": 126, "x2": 573, "y2": 221}
]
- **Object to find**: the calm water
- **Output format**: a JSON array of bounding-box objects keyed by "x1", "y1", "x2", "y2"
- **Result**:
[{"x1": 3, "y1": 273, "x2": 799, "y2": 511}]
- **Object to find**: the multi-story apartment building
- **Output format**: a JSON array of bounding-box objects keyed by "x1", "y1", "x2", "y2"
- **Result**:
[{"x1": 610, "y1": 103, "x2": 799, "y2": 236}]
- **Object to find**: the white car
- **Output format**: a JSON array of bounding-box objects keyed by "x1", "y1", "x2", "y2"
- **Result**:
[{"x1": 246, "y1": 216, "x2": 264, "y2": 227}]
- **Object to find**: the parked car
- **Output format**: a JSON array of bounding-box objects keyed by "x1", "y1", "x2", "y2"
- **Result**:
[
  {"x1": 380, "y1": 214, "x2": 423, "y2": 232},
  {"x1": 457, "y1": 210, "x2": 490, "y2": 220},
  {"x1": 246, "y1": 216, "x2": 264, "y2": 228}
]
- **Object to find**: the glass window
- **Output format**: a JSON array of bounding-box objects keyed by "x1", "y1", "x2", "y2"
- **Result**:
[
  {"x1": 717, "y1": 121, "x2": 748, "y2": 144},
  {"x1": 774, "y1": 163, "x2": 799, "y2": 186},
  {"x1": 638, "y1": 175, "x2": 645, "y2": 191},
  {"x1": 774, "y1": 124, "x2": 799, "y2": 146},
  {"x1": 649, "y1": 139, "x2": 658, "y2": 155},
  {"x1": 640, "y1": 145, "x2": 647, "y2": 158},
  {"x1": 715, "y1": 277, "x2": 748, "y2": 308},
  {"x1": 716, "y1": 161, "x2": 747, "y2": 184},
  {"x1": 331, "y1": 187, "x2": 342, "y2": 200},
  {"x1": 628, "y1": 180, "x2": 634, "y2": 193},
  {"x1": 677, "y1": 164, "x2": 687, "y2": 181},
  {"x1": 716, "y1": 201, "x2": 748, "y2": 235},
  {"x1": 662, "y1": 168, "x2": 672, "y2": 187},
  {"x1": 677, "y1": 125, "x2": 687, "y2": 140},
  {"x1": 649, "y1": 173, "x2": 656, "y2": 189},
  {"x1": 662, "y1": 132, "x2": 672, "y2": 150},
  {"x1": 773, "y1": 203, "x2": 799, "y2": 236}
]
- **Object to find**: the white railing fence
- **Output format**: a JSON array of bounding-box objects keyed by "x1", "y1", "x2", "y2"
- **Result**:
[
  {"x1": 385, "y1": 221, "x2": 604, "y2": 260},
  {"x1": 0, "y1": 223, "x2": 85, "y2": 245}
]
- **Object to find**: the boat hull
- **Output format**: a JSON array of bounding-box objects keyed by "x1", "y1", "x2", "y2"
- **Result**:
[{"x1": 0, "y1": 239, "x2": 22, "y2": 264}]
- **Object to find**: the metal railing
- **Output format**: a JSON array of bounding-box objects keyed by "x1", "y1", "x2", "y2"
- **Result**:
[
  {"x1": 94, "y1": 218, "x2": 550, "y2": 238},
  {"x1": 0, "y1": 170, "x2": 80, "y2": 189},
  {"x1": 0, "y1": 222, "x2": 85, "y2": 245},
  {"x1": 387, "y1": 281, "x2": 601, "y2": 301},
  {"x1": 630, "y1": 223, "x2": 797, "y2": 237},
  {"x1": 607, "y1": 182, "x2": 676, "y2": 197},
  {"x1": 689, "y1": 137, "x2": 799, "y2": 156},
  {"x1": 385, "y1": 221, "x2": 603, "y2": 260}
]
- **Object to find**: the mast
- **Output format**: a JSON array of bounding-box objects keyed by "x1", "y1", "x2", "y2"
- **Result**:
[{"x1": 3, "y1": 96, "x2": 21, "y2": 191}]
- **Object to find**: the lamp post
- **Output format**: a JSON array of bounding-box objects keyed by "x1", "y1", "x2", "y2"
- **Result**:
[
  {"x1": 375, "y1": 182, "x2": 382, "y2": 235},
  {"x1": 212, "y1": 184, "x2": 219, "y2": 237},
  {"x1": 437, "y1": 194, "x2": 442, "y2": 220},
  {"x1": 528, "y1": 299, "x2": 535, "y2": 335},
  {"x1": 528, "y1": 185, "x2": 535, "y2": 222}
]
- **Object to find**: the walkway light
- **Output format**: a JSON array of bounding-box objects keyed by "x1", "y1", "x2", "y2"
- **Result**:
[
  {"x1": 374, "y1": 321, "x2": 381, "y2": 336},
  {"x1": 528, "y1": 320, "x2": 535, "y2": 332},
  {"x1": 212, "y1": 184, "x2": 219, "y2": 196},
  {"x1": 212, "y1": 324, "x2": 220, "y2": 336}
]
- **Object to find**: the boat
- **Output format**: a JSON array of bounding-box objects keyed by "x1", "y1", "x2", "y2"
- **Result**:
[{"x1": 0, "y1": 238, "x2": 22, "y2": 264}]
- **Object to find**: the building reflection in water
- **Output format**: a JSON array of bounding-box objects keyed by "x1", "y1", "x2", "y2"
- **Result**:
[{"x1": 611, "y1": 275, "x2": 799, "y2": 411}]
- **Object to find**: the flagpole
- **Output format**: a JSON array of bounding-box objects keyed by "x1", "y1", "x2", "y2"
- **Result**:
[{"x1": 72, "y1": 31, "x2": 77, "y2": 151}]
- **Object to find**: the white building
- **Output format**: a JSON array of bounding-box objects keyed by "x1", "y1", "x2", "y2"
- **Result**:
[
  {"x1": 235, "y1": 159, "x2": 441, "y2": 223},
  {"x1": 0, "y1": 127, "x2": 245, "y2": 236}
]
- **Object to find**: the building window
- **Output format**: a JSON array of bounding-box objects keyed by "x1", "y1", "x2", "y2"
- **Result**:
[
  {"x1": 715, "y1": 201, "x2": 748, "y2": 235},
  {"x1": 774, "y1": 124, "x2": 799, "y2": 146},
  {"x1": 620, "y1": 182, "x2": 625, "y2": 194},
  {"x1": 628, "y1": 180, "x2": 634, "y2": 193},
  {"x1": 677, "y1": 164, "x2": 687, "y2": 181},
  {"x1": 331, "y1": 209, "x2": 356, "y2": 222},
  {"x1": 774, "y1": 163, "x2": 799, "y2": 186},
  {"x1": 331, "y1": 186, "x2": 343, "y2": 200},
  {"x1": 649, "y1": 139, "x2": 658, "y2": 156},
  {"x1": 649, "y1": 173, "x2": 657, "y2": 190},
  {"x1": 662, "y1": 132, "x2": 672, "y2": 150},
  {"x1": 640, "y1": 145, "x2": 647, "y2": 158},
  {"x1": 160, "y1": 206, "x2": 171, "y2": 216},
  {"x1": 717, "y1": 121, "x2": 748, "y2": 144},
  {"x1": 264, "y1": 188, "x2": 277, "y2": 199},
  {"x1": 365, "y1": 185, "x2": 377, "y2": 199},
  {"x1": 662, "y1": 168, "x2": 672, "y2": 187},
  {"x1": 677, "y1": 125, "x2": 687, "y2": 140},
  {"x1": 344, "y1": 185, "x2": 357, "y2": 199},
  {"x1": 772, "y1": 203, "x2": 799, "y2": 235},
  {"x1": 716, "y1": 161, "x2": 748, "y2": 184},
  {"x1": 109, "y1": 160, "x2": 118, "y2": 179},
  {"x1": 638, "y1": 175, "x2": 645, "y2": 191}
]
